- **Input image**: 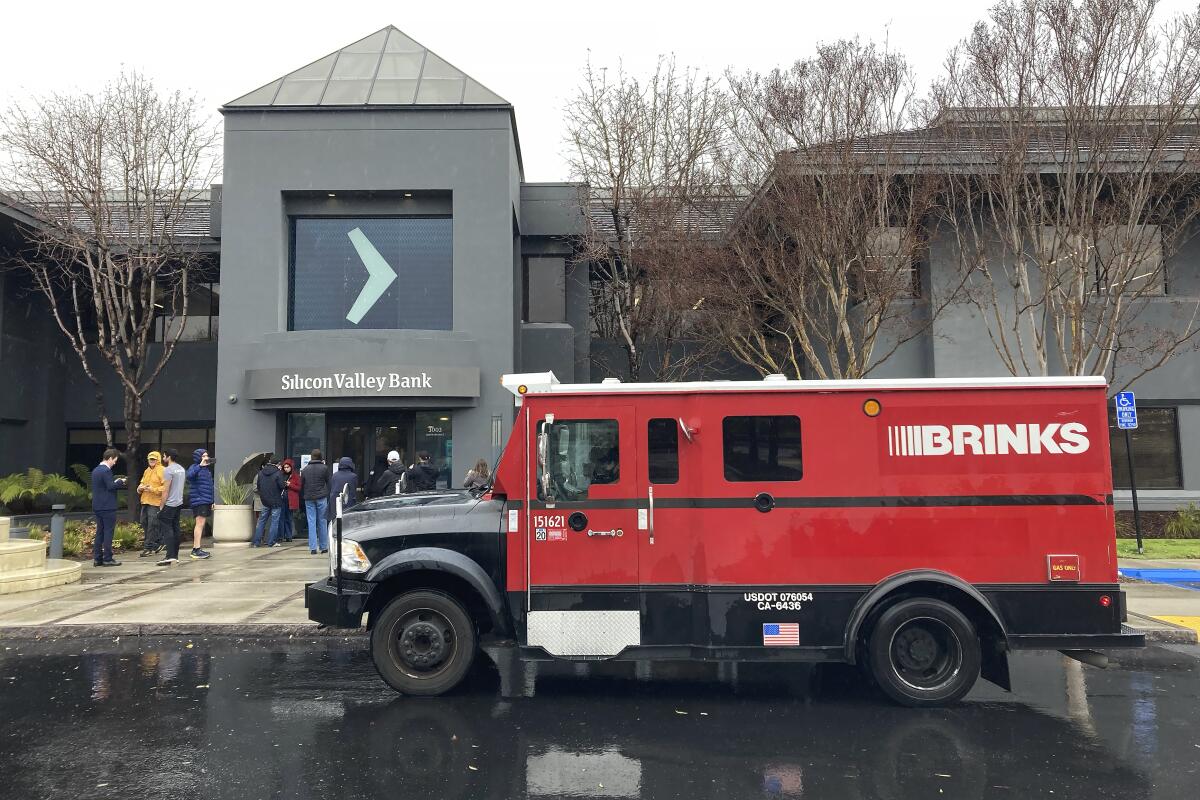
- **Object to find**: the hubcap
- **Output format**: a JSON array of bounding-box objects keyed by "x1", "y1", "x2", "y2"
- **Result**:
[
  {"x1": 391, "y1": 608, "x2": 456, "y2": 677},
  {"x1": 889, "y1": 617, "x2": 962, "y2": 692}
]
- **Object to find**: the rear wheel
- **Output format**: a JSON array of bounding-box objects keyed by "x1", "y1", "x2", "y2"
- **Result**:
[
  {"x1": 867, "y1": 598, "x2": 980, "y2": 707},
  {"x1": 371, "y1": 590, "x2": 477, "y2": 696}
]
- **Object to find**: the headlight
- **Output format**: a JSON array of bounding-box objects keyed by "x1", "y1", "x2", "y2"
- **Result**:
[{"x1": 334, "y1": 539, "x2": 372, "y2": 574}]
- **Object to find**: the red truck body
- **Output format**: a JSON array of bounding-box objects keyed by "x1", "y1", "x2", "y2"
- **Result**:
[{"x1": 492, "y1": 374, "x2": 1137, "y2": 678}]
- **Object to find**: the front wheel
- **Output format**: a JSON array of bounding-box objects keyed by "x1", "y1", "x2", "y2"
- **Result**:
[
  {"x1": 867, "y1": 598, "x2": 980, "y2": 707},
  {"x1": 371, "y1": 590, "x2": 477, "y2": 696}
]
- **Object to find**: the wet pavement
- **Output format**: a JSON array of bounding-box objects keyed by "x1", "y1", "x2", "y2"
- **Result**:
[{"x1": 1, "y1": 640, "x2": 1197, "y2": 800}]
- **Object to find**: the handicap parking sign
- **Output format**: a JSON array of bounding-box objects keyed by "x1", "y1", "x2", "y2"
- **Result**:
[{"x1": 1115, "y1": 391, "x2": 1138, "y2": 430}]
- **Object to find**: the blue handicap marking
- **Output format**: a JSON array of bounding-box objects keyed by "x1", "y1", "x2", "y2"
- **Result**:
[{"x1": 1115, "y1": 391, "x2": 1138, "y2": 429}]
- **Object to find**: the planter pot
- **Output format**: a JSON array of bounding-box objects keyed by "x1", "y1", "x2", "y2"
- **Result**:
[{"x1": 212, "y1": 505, "x2": 254, "y2": 544}]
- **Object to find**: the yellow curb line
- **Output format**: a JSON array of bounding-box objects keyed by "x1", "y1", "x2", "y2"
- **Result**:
[{"x1": 1151, "y1": 616, "x2": 1200, "y2": 636}]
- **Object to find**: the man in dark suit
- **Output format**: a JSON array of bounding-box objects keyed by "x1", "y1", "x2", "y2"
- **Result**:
[{"x1": 91, "y1": 448, "x2": 128, "y2": 567}]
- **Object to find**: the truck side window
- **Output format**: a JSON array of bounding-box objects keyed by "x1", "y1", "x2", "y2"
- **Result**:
[
  {"x1": 538, "y1": 419, "x2": 619, "y2": 501},
  {"x1": 722, "y1": 415, "x2": 802, "y2": 482},
  {"x1": 647, "y1": 418, "x2": 679, "y2": 484}
]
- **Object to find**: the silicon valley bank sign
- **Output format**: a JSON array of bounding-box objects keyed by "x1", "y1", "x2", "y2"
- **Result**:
[{"x1": 244, "y1": 366, "x2": 479, "y2": 401}]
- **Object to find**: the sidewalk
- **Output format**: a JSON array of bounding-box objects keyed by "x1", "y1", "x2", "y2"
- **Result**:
[
  {"x1": 0, "y1": 540, "x2": 352, "y2": 639},
  {"x1": 1, "y1": 550, "x2": 1195, "y2": 644},
  {"x1": 1118, "y1": 558, "x2": 1200, "y2": 644}
]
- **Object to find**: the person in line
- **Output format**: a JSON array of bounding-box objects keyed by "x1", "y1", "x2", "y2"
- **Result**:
[
  {"x1": 185, "y1": 448, "x2": 214, "y2": 560},
  {"x1": 371, "y1": 450, "x2": 406, "y2": 497},
  {"x1": 156, "y1": 449, "x2": 187, "y2": 567},
  {"x1": 253, "y1": 455, "x2": 286, "y2": 548},
  {"x1": 91, "y1": 449, "x2": 128, "y2": 567},
  {"x1": 280, "y1": 458, "x2": 299, "y2": 542},
  {"x1": 463, "y1": 458, "x2": 490, "y2": 493},
  {"x1": 327, "y1": 457, "x2": 359, "y2": 535},
  {"x1": 403, "y1": 451, "x2": 438, "y2": 493},
  {"x1": 300, "y1": 449, "x2": 331, "y2": 555},
  {"x1": 137, "y1": 451, "x2": 165, "y2": 557}
]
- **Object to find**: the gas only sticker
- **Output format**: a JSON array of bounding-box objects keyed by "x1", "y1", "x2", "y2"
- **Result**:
[{"x1": 743, "y1": 591, "x2": 814, "y2": 611}]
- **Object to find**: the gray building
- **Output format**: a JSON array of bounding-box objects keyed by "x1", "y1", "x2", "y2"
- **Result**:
[
  {"x1": 215, "y1": 26, "x2": 584, "y2": 488},
  {"x1": 0, "y1": 26, "x2": 1195, "y2": 513}
]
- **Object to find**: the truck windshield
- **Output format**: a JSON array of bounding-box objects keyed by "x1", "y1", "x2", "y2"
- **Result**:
[{"x1": 538, "y1": 419, "x2": 619, "y2": 501}]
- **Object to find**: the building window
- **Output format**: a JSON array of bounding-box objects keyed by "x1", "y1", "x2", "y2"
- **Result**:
[
  {"x1": 414, "y1": 411, "x2": 454, "y2": 489},
  {"x1": 861, "y1": 227, "x2": 920, "y2": 300},
  {"x1": 647, "y1": 418, "x2": 679, "y2": 484},
  {"x1": 66, "y1": 426, "x2": 214, "y2": 477},
  {"x1": 287, "y1": 413, "x2": 326, "y2": 467},
  {"x1": 538, "y1": 419, "x2": 619, "y2": 501},
  {"x1": 723, "y1": 415, "x2": 803, "y2": 482},
  {"x1": 154, "y1": 282, "x2": 220, "y2": 342},
  {"x1": 1109, "y1": 406, "x2": 1182, "y2": 489},
  {"x1": 289, "y1": 216, "x2": 453, "y2": 331},
  {"x1": 1040, "y1": 226, "x2": 1165, "y2": 296}
]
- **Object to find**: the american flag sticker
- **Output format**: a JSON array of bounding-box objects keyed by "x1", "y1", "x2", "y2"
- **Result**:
[{"x1": 762, "y1": 623, "x2": 800, "y2": 646}]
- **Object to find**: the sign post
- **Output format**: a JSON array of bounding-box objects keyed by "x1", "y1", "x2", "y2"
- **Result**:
[{"x1": 1115, "y1": 391, "x2": 1143, "y2": 554}]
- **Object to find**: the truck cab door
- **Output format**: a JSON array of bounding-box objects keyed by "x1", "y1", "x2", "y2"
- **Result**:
[{"x1": 525, "y1": 404, "x2": 641, "y2": 658}]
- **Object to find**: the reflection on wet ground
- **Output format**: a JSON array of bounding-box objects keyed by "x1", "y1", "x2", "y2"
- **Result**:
[{"x1": 0, "y1": 639, "x2": 1197, "y2": 800}]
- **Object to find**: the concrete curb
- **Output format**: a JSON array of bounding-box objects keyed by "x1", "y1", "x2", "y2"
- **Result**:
[
  {"x1": 1126, "y1": 613, "x2": 1198, "y2": 645},
  {"x1": 0, "y1": 623, "x2": 368, "y2": 640}
]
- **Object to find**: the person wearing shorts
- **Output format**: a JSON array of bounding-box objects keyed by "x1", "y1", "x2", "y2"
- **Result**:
[{"x1": 185, "y1": 448, "x2": 214, "y2": 560}]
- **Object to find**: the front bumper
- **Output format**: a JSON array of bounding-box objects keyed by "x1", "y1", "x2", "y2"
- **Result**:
[{"x1": 305, "y1": 576, "x2": 371, "y2": 628}]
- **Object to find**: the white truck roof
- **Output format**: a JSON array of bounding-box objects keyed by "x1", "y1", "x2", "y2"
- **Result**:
[{"x1": 501, "y1": 372, "x2": 1107, "y2": 403}]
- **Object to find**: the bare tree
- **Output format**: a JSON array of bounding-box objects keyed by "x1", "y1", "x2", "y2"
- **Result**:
[
  {"x1": 1, "y1": 71, "x2": 220, "y2": 467},
  {"x1": 934, "y1": 0, "x2": 1200, "y2": 383},
  {"x1": 565, "y1": 56, "x2": 726, "y2": 381},
  {"x1": 696, "y1": 39, "x2": 949, "y2": 380}
]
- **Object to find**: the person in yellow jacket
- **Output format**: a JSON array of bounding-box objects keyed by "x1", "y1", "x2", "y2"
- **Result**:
[{"x1": 137, "y1": 451, "x2": 165, "y2": 557}]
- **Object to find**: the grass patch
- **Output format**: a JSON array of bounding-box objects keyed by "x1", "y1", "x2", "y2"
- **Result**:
[{"x1": 1116, "y1": 539, "x2": 1200, "y2": 559}]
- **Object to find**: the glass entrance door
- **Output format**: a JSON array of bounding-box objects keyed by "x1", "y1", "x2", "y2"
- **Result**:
[
  {"x1": 326, "y1": 420, "x2": 368, "y2": 503},
  {"x1": 322, "y1": 411, "x2": 456, "y2": 498}
]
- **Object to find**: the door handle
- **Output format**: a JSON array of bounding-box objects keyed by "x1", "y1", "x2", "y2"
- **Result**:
[
  {"x1": 587, "y1": 528, "x2": 624, "y2": 538},
  {"x1": 648, "y1": 485, "x2": 655, "y2": 545},
  {"x1": 754, "y1": 492, "x2": 775, "y2": 513}
]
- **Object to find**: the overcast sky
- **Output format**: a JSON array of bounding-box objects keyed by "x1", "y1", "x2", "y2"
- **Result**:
[{"x1": 1, "y1": 0, "x2": 1194, "y2": 181}]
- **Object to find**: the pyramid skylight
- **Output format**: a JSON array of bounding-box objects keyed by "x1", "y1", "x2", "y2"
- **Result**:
[{"x1": 225, "y1": 26, "x2": 509, "y2": 108}]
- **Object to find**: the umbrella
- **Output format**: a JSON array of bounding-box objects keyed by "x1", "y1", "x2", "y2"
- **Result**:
[{"x1": 233, "y1": 451, "x2": 273, "y2": 485}]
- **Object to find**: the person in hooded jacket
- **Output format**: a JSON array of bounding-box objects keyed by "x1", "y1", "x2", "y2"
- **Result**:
[
  {"x1": 253, "y1": 456, "x2": 286, "y2": 547},
  {"x1": 403, "y1": 451, "x2": 439, "y2": 493},
  {"x1": 300, "y1": 449, "x2": 331, "y2": 555},
  {"x1": 327, "y1": 456, "x2": 359, "y2": 527},
  {"x1": 371, "y1": 449, "x2": 406, "y2": 497},
  {"x1": 280, "y1": 458, "x2": 300, "y2": 542},
  {"x1": 185, "y1": 448, "x2": 214, "y2": 560}
]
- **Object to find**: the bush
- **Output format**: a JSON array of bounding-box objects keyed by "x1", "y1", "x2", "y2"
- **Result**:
[
  {"x1": 52, "y1": 519, "x2": 144, "y2": 558},
  {"x1": 1114, "y1": 510, "x2": 1186, "y2": 539},
  {"x1": 62, "y1": 523, "x2": 88, "y2": 558},
  {"x1": 113, "y1": 522, "x2": 144, "y2": 551},
  {"x1": 216, "y1": 471, "x2": 251, "y2": 505},
  {"x1": 24, "y1": 524, "x2": 48, "y2": 542},
  {"x1": 1165, "y1": 503, "x2": 1200, "y2": 538},
  {"x1": 0, "y1": 468, "x2": 90, "y2": 514}
]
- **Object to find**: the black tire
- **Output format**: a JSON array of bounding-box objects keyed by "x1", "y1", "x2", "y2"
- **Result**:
[
  {"x1": 866, "y1": 598, "x2": 980, "y2": 707},
  {"x1": 371, "y1": 590, "x2": 477, "y2": 696}
]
